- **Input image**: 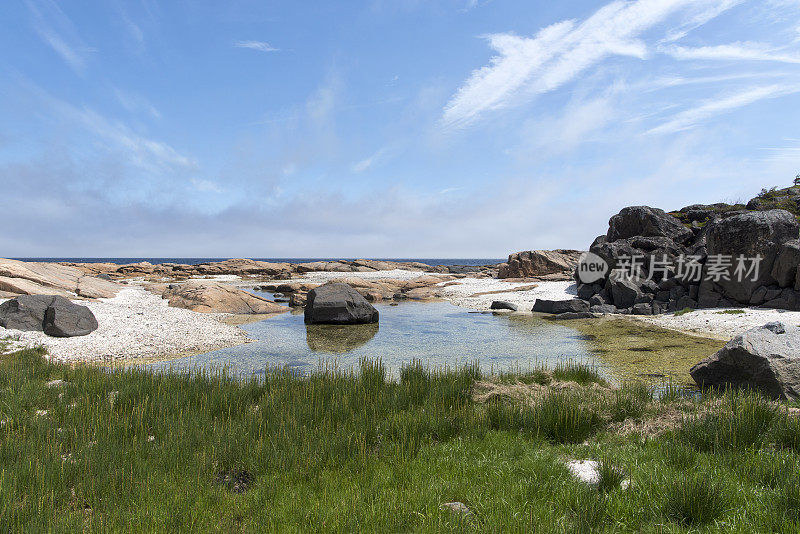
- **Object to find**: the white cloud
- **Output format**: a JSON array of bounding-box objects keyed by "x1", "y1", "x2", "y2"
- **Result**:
[
  {"x1": 663, "y1": 42, "x2": 800, "y2": 63},
  {"x1": 234, "y1": 40, "x2": 279, "y2": 53},
  {"x1": 442, "y1": 0, "x2": 740, "y2": 129},
  {"x1": 114, "y1": 88, "x2": 162, "y2": 120},
  {"x1": 351, "y1": 148, "x2": 388, "y2": 173},
  {"x1": 438, "y1": 187, "x2": 464, "y2": 194},
  {"x1": 518, "y1": 96, "x2": 615, "y2": 156},
  {"x1": 191, "y1": 178, "x2": 224, "y2": 193},
  {"x1": 758, "y1": 138, "x2": 800, "y2": 161},
  {"x1": 661, "y1": 0, "x2": 744, "y2": 42},
  {"x1": 30, "y1": 82, "x2": 196, "y2": 171},
  {"x1": 26, "y1": 0, "x2": 92, "y2": 72},
  {"x1": 647, "y1": 84, "x2": 800, "y2": 134}
]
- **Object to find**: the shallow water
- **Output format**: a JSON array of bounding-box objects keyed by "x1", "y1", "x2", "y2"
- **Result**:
[{"x1": 142, "y1": 300, "x2": 724, "y2": 385}]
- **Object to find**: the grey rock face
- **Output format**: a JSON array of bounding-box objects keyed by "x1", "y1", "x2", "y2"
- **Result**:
[
  {"x1": 590, "y1": 304, "x2": 617, "y2": 314},
  {"x1": 531, "y1": 299, "x2": 555, "y2": 314},
  {"x1": 552, "y1": 299, "x2": 590, "y2": 314},
  {"x1": 772, "y1": 241, "x2": 800, "y2": 288},
  {"x1": 705, "y1": 209, "x2": 799, "y2": 303},
  {"x1": 609, "y1": 278, "x2": 642, "y2": 309},
  {"x1": 607, "y1": 206, "x2": 693, "y2": 244},
  {"x1": 690, "y1": 322, "x2": 800, "y2": 400},
  {"x1": 0, "y1": 295, "x2": 53, "y2": 331},
  {"x1": 532, "y1": 298, "x2": 590, "y2": 314},
  {"x1": 490, "y1": 300, "x2": 518, "y2": 311},
  {"x1": 0, "y1": 295, "x2": 98, "y2": 337},
  {"x1": 304, "y1": 282, "x2": 379, "y2": 324},
  {"x1": 551, "y1": 312, "x2": 598, "y2": 320},
  {"x1": 43, "y1": 297, "x2": 99, "y2": 337}
]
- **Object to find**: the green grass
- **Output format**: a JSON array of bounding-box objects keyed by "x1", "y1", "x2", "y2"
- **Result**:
[
  {"x1": 662, "y1": 475, "x2": 729, "y2": 526},
  {"x1": 678, "y1": 390, "x2": 778, "y2": 452},
  {"x1": 716, "y1": 309, "x2": 746, "y2": 315},
  {"x1": 552, "y1": 361, "x2": 608, "y2": 386},
  {"x1": 2, "y1": 347, "x2": 800, "y2": 532},
  {"x1": 674, "y1": 307, "x2": 695, "y2": 316}
]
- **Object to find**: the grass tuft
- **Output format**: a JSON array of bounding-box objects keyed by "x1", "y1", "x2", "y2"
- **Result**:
[
  {"x1": 679, "y1": 390, "x2": 777, "y2": 452},
  {"x1": 596, "y1": 458, "x2": 626, "y2": 493},
  {"x1": 552, "y1": 362, "x2": 608, "y2": 387},
  {"x1": 662, "y1": 475, "x2": 728, "y2": 526},
  {"x1": 609, "y1": 381, "x2": 652, "y2": 422},
  {"x1": 565, "y1": 486, "x2": 608, "y2": 533}
]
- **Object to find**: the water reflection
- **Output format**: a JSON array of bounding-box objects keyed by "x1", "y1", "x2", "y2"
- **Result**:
[
  {"x1": 306, "y1": 323, "x2": 379, "y2": 353},
  {"x1": 139, "y1": 299, "x2": 723, "y2": 387}
]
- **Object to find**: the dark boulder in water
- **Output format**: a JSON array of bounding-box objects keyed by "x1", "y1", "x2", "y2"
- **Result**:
[{"x1": 304, "y1": 282, "x2": 379, "y2": 325}]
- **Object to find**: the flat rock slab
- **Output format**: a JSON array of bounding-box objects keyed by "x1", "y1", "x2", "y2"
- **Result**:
[
  {"x1": 0, "y1": 258, "x2": 120, "y2": 299},
  {"x1": 160, "y1": 280, "x2": 287, "y2": 314}
]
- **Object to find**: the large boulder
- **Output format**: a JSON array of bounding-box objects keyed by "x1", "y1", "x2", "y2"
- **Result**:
[
  {"x1": 690, "y1": 322, "x2": 800, "y2": 400},
  {"x1": 161, "y1": 280, "x2": 287, "y2": 314},
  {"x1": 304, "y1": 282, "x2": 379, "y2": 324},
  {"x1": 498, "y1": 250, "x2": 583, "y2": 279},
  {"x1": 705, "y1": 210, "x2": 800, "y2": 303},
  {"x1": 607, "y1": 206, "x2": 693, "y2": 244},
  {"x1": 0, "y1": 295, "x2": 98, "y2": 337},
  {"x1": 43, "y1": 298, "x2": 99, "y2": 337},
  {"x1": 772, "y1": 241, "x2": 800, "y2": 288}
]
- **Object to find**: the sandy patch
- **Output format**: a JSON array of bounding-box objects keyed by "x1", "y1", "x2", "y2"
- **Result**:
[
  {"x1": 294, "y1": 269, "x2": 429, "y2": 283},
  {"x1": 0, "y1": 287, "x2": 250, "y2": 362},
  {"x1": 632, "y1": 307, "x2": 800, "y2": 340},
  {"x1": 438, "y1": 279, "x2": 577, "y2": 310}
]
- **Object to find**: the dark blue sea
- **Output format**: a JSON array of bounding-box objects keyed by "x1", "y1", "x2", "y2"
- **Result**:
[{"x1": 13, "y1": 258, "x2": 504, "y2": 267}]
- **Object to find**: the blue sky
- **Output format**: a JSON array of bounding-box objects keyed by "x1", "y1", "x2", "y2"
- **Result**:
[{"x1": 2, "y1": 0, "x2": 800, "y2": 258}]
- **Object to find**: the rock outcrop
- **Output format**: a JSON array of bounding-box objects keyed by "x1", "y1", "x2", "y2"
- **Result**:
[
  {"x1": 690, "y1": 322, "x2": 800, "y2": 400},
  {"x1": 304, "y1": 282, "x2": 379, "y2": 324},
  {"x1": 0, "y1": 295, "x2": 98, "y2": 337},
  {"x1": 498, "y1": 250, "x2": 583, "y2": 279},
  {"x1": 0, "y1": 259, "x2": 120, "y2": 299},
  {"x1": 572, "y1": 193, "x2": 800, "y2": 314},
  {"x1": 159, "y1": 280, "x2": 287, "y2": 314},
  {"x1": 258, "y1": 274, "x2": 456, "y2": 305},
  {"x1": 61, "y1": 258, "x2": 499, "y2": 281}
]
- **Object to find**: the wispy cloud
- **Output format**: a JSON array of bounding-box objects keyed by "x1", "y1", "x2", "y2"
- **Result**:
[
  {"x1": 663, "y1": 41, "x2": 800, "y2": 63},
  {"x1": 647, "y1": 84, "x2": 800, "y2": 134},
  {"x1": 438, "y1": 187, "x2": 464, "y2": 194},
  {"x1": 758, "y1": 138, "x2": 800, "y2": 161},
  {"x1": 114, "y1": 88, "x2": 162, "y2": 120},
  {"x1": 25, "y1": 0, "x2": 93, "y2": 72},
  {"x1": 32, "y1": 85, "x2": 196, "y2": 171},
  {"x1": 441, "y1": 0, "x2": 743, "y2": 129},
  {"x1": 351, "y1": 148, "x2": 389, "y2": 173},
  {"x1": 234, "y1": 40, "x2": 279, "y2": 53},
  {"x1": 519, "y1": 95, "x2": 615, "y2": 155},
  {"x1": 191, "y1": 178, "x2": 224, "y2": 193},
  {"x1": 661, "y1": 0, "x2": 744, "y2": 42}
]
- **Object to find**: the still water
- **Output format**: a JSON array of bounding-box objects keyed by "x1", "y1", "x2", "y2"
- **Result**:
[{"x1": 143, "y1": 300, "x2": 723, "y2": 384}]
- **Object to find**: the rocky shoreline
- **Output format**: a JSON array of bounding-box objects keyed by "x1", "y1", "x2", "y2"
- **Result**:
[{"x1": 5, "y1": 184, "x2": 800, "y2": 369}]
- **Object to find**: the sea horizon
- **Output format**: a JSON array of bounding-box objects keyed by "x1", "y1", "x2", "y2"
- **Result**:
[{"x1": 11, "y1": 257, "x2": 506, "y2": 267}]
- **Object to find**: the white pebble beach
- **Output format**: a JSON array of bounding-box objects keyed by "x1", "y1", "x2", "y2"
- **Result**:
[{"x1": 0, "y1": 287, "x2": 251, "y2": 362}]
